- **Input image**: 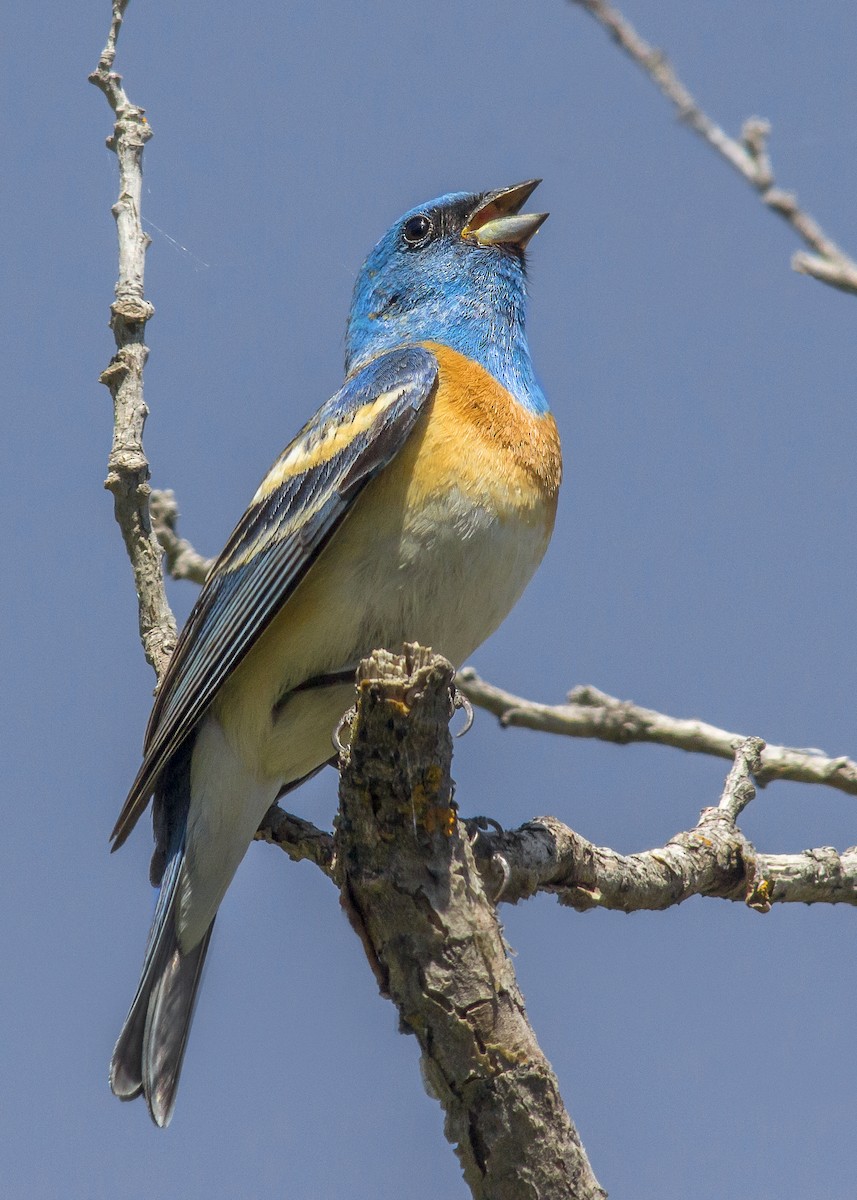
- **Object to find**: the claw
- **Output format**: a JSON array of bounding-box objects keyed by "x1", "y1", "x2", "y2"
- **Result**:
[
  {"x1": 452, "y1": 689, "x2": 474, "y2": 737},
  {"x1": 490, "y1": 852, "x2": 511, "y2": 902},
  {"x1": 333, "y1": 707, "x2": 356, "y2": 755},
  {"x1": 461, "y1": 817, "x2": 509, "y2": 901},
  {"x1": 464, "y1": 815, "x2": 504, "y2": 837}
]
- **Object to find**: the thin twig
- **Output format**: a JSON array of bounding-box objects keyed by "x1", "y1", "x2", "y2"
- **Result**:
[
  {"x1": 457, "y1": 669, "x2": 857, "y2": 798},
  {"x1": 149, "y1": 490, "x2": 214, "y2": 583},
  {"x1": 717, "y1": 736, "x2": 764, "y2": 821},
  {"x1": 90, "y1": 1, "x2": 176, "y2": 682},
  {"x1": 569, "y1": 0, "x2": 857, "y2": 295}
]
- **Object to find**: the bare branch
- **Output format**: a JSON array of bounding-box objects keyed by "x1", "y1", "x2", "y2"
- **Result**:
[
  {"x1": 335, "y1": 646, "x2": 605, "y2": 1200},
  {"x1": 717, "y1": 735, "x2": 763, "y2": 821},
  {"x1": 149, "y1": 490, "x2": 214, "y2": 584},
  {"x1": 751, "y1": 847, "x2": 857, "y2": 907},
  {"x1": 90, "y1": 1, "x2": 176, "y2": 682},
  {"x1": 473, "y1": 739, "x2": 857, "y2": 913},
  {"x1": 568, "y1": 0, "x2": 857, "y2": 295},
  {"x1": 254, "y1": 805, "x2": 335, "y2": 877},
  {"x1": 458, "y1": 669, "x2": 857, "y2": 798}
]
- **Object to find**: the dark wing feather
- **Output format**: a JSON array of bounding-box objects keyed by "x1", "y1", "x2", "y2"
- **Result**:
[{"x1": 111, "y1": 347, "x2": 438, "y2": 847}]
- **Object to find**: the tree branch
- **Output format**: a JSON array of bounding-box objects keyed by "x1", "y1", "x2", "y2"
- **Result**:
[
  {"x1": 568, "y1": 0, "x2": 857, "y2": 295},
  {"x1": 334, "y1": 645, "x2": 605, "y2": 1200},
  {"x1": 254, "y1": 805, "x2": 335, "y2": 877},
  {"x1": 90, "y1": 0, "x2": 176, "y2": 682},
  {"x1": 473, "y1": 739, "x2": 857, "y2": 914},
  {"x1": 458, "y1": 669, "x2": 857, "y2": 799}
]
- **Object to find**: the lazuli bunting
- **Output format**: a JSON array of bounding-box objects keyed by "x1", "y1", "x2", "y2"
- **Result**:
[{"x1": 110, "y1": 180, "x2": 561, "y2": 1125}]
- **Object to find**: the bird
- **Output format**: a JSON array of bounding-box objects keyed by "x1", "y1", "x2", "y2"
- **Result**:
[{"x1": 109, "y1": 179, "x2": 562, "y2": 1127}]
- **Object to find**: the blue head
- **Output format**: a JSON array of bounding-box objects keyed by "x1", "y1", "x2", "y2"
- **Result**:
[{"x1": 345, "y1": 181, "x2": 550, "y2": 413}]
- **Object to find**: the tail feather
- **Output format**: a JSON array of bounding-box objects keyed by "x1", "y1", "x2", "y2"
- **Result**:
[
  {"x1": 110, "y1": 843, "x2": 214, "y2": 1128},
  {"x1": 142, "y1": 925, "x2": 213, "y2": 1127}
]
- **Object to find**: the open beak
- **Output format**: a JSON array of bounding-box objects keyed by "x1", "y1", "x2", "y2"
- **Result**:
[{"x1": 462, "y1": 179, "x2": 548, "y2": 249}]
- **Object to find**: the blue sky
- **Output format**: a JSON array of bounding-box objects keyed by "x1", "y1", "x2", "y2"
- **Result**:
[{"x1": 3, "y1": 2, "x2": 856, "y2": 1196}]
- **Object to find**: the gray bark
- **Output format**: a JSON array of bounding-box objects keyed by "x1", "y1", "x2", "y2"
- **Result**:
[{"x1": 335, "y1": 646, "x2": 606, "y2": 1200}]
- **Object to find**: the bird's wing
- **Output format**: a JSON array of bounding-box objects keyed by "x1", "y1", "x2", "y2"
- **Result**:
[{"x1": 111, "y1": 346, "x2": 439, "y2": 848}]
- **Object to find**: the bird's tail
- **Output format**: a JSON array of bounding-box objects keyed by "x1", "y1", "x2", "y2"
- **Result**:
[{"x1": 109, "y1": 841, "x2": 214, "y2": 1128}]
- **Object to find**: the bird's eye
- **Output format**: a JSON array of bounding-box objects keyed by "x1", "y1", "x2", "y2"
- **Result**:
[{"x1": 402, "y1": 214, "x2": 433, "y2": 247}]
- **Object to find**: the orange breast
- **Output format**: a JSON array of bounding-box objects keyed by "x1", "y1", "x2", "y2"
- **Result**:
[{"x1": 406, "y1": 341, "x2": 562, "y2": 524}]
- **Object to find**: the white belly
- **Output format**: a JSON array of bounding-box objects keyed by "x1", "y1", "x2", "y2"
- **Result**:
[{"x1": 354, "y1": 482, "x2": 548, "y2": 664}]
